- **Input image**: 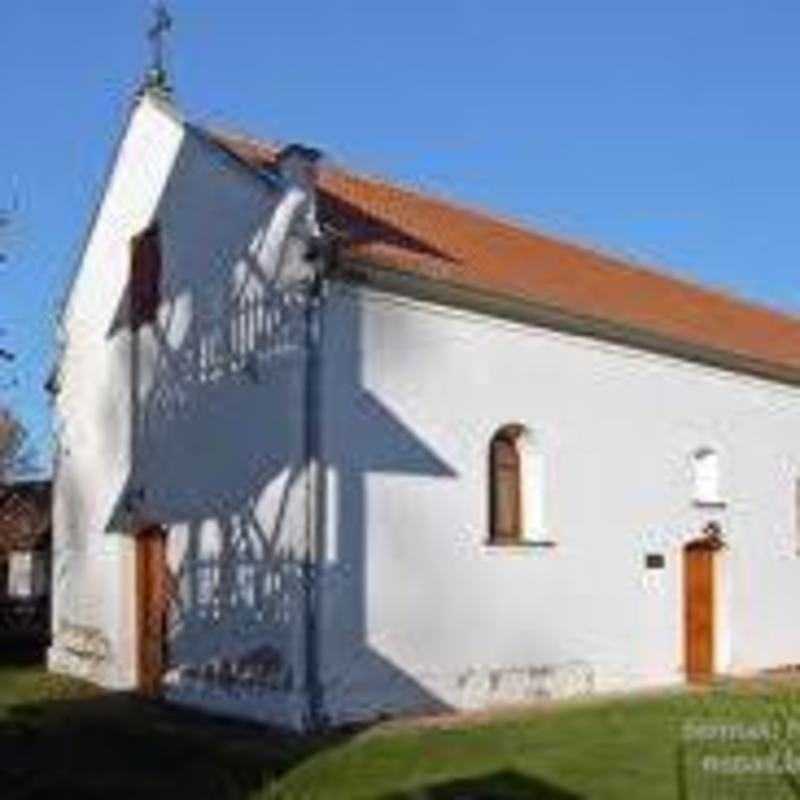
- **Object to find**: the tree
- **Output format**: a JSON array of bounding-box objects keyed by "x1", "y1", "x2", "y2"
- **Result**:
[
  {"x1": 0, "y1": 408, "x2": 31, "y2": 482},
  {"x1": 0, "y1": 203, "x2": 15, "y2": 363}
]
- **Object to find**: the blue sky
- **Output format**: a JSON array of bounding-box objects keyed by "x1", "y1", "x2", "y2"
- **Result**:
[{"x1": 2, "y1": 1, "x2": 800, "y2": 472}]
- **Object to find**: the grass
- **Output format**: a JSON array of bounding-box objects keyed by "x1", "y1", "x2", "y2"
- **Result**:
[{"x1": 3, "y1": 645, "x2": 800, "y2": 799}]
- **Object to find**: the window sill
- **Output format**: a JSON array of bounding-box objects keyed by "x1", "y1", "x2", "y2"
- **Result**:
[
  {"x1": 484, "y1": 538, "x2": 557, "y2": 550},
  {"x1": 692, "y1": 499, "x2": 727, "y2": 510}
]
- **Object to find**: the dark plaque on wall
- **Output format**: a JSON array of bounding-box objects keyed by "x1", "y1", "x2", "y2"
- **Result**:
[{"x1": 645, "y1": 553, "x2": 665, "y2": 569}]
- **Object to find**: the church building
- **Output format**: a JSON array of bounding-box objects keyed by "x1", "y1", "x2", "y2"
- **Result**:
[{"x1": 48, "y1": 77, "x2": 800, "y2": 729}]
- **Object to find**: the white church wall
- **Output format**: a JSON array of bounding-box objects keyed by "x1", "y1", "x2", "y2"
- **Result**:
[
  {"x1": 317, "y1": 283, "x2": 800, "y2": 723},
  {"x1": 50, "y1": 95, "x2": 185, "y2": 688},
  {"x1": 133, "y1": 128, "x2": 314, "y2": 728},
  {"x1": 50, "y1": 97, "x2": 315, "y2": 726}
]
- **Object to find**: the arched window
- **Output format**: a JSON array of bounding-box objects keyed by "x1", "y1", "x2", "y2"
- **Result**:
[
  {"x1": 489, "y1": 425, "x2": 525, "y2": 543},
  {"x1": 692, "y1": 448, "x2": 721, "y2": 505}
]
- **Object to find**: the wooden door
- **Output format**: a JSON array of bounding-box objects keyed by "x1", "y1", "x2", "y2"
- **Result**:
[
  {"x1": 684, "y1": 543, "x2": 715, "y2": 681},
  {"x1": 136, "y1": 525, "x2": 168, "y2": 696}
]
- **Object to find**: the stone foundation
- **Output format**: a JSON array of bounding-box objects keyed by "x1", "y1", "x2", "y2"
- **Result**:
[
  {"x1": 456, "y1": 660, "x2": 595, "y2": 709},
  {"x1": 47, "y1": 623, "x2": 118, "y2": 687}
]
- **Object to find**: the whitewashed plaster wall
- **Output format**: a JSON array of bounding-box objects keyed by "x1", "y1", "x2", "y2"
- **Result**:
[
  {"x1": 49, "y1": 95, "x2": 185, "y2": 687},
  {"x1": 316, "y1": 284, "x2": 800, "y2": 723},
  {"x1": 136, "y1": 125, "x2": 314, "y2": 729},
  {"x1": 50, "y1": 97, "x2": 315, "y2": 728}
]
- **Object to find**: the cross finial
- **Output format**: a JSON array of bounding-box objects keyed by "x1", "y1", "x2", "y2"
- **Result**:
[{"x1": 143, "y1": 1, "x2": 173, "y2": 98}]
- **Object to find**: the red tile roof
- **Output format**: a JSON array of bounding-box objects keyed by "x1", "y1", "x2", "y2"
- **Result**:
[{"x1": 211, "y1": 131, "x2": 800, "y2": 382}]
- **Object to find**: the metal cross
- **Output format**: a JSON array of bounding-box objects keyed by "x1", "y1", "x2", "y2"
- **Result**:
[{"x1": 147, "y1": 2, "x2": 173, "y2": 87}]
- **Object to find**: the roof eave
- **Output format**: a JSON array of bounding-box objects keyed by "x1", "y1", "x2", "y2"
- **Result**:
[{"x1": 335, "y1": 255, "x2": 800, "y2": 390}]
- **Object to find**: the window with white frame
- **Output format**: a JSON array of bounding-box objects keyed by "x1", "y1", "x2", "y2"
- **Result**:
[
  {"x1": 692, "y1": 447, "x2": 722, "y2": 505},
  {"x1": 488, "y1": 424, "x2": 548, "y2": 545}
]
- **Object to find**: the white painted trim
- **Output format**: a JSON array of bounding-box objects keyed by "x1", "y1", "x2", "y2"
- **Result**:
[{"x1": 715, "y1": 545, "x2": 732, "y2": 674}]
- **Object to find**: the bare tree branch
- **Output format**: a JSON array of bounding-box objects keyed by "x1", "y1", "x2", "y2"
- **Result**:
[
  {"x1": 0, "y1": 206, "x2": 13, "y2": 361},
  {"x1": 0, "y1": 407, "x2": 33, "y2": 482}
]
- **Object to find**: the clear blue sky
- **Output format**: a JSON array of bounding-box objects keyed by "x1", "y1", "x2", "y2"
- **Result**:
[{"x1": 3, "y1": 1, "x2": 800, "y2": 473}]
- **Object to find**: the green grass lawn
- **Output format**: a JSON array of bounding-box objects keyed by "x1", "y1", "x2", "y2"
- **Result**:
[{"x1": 3, "y1": 647, "x2": 800, "y2": 799}]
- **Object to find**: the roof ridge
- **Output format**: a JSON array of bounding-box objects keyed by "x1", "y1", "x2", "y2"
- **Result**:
[{"x1": 204, "y1": 126, "x2": 281, "y2": 162}]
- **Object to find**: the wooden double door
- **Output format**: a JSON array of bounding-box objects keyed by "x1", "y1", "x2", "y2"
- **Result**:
[
  {"x1": 684, "y1": 539, "x2": 718, "y2": 682},
  {"x1": 135, "y1": 525, "x2": 169, "y2": 696}
]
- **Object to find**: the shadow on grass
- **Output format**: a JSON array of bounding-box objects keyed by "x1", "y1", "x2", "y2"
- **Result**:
[
  {"x1": 0, "y1": 636, "x2": 48, "y2": 668},
  {"x1": 0, "y1": 688, "x2": 355, "y2": 800},
  {"x1": 382, "y1": 769, "x2": 583, "y2": 799}
]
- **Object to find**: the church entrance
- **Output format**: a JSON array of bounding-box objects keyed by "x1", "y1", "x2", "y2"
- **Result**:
[
  {"x1": 683, "y1": 532, "x2": 723, "y2": 682},
  {"x1": 135, "y1": 525, "x2": 168, "y2": 696}
]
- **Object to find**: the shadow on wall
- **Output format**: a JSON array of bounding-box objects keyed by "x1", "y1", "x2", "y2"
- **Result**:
[
  {"x1": 93, "y1": 131, "x2": 457, "y2": 725},
  {"x1": 316, "y1": 288, "x2": 459, "y2": 722}
]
